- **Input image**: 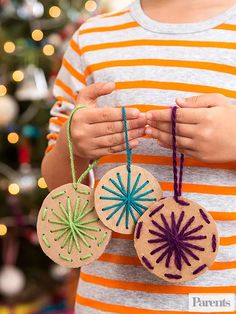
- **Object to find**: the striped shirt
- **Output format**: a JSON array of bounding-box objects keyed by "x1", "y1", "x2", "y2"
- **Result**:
[{"x1": 48, "y1": 0, "x2": 236, "y2": 312}]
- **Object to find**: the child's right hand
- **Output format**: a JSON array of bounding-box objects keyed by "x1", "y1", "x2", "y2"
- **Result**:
[{"x1": 70, "y1": 82, "x2": 147, "y2": 160}]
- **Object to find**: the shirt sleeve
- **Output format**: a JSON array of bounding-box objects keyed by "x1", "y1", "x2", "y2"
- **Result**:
[{"x1": 46, "y1": 29, "x2": 86, "y2": 153}]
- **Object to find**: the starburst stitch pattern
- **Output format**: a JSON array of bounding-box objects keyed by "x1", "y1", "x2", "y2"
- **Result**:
[
  {"x1": 44, "y1": 196, "x2": 101, "y2": 261},
  {"x1": 100, "y1": 171, "x2": 157, "y2": 229},
  {"x1": 148, "y1": 211, "x2": 207, "y2": 271}
]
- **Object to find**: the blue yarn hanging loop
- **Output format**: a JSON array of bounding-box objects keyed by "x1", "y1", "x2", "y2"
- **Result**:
[{"x1": 122, "y1": 106, "x2": 132, "y2": 173}]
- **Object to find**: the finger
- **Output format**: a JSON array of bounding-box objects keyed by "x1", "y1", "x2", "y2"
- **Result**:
[
  {"x1": 77, "y1": 82, "x2": 116, "y2": 105},
  {"x1": 147, "y1": 108, "x2": 206, "y2": 124},
  {"x1": 94, "y1": 128, "x2": 145, "y2": 149},
  {"x1": 157, "y1": 140, "x2": 198, "y2": 159},
  {"x1": 82, "y1": 107, "x2": 140, "y2": 124},
  {"x1": 177, "y1": 148, "x2": 198, "y2": 159},
  {"x1": 154, "y1": 130, "x2": 195, "y2": 150},
  {"x1": 91, "y1": 115, "x2": 147, "y2": 137},
  {"x1": 158, "y1": 142, "x2": 198, "y2": 158},
  {"x1": 93, "y1": 139, "x2": 139, "y2": 157},
  {"x1": 146, "y1": 122, "x2": 195, "y2": 138},
  {"x1": 176, "y1": 93, "x2": 231, "y2": 109},
  {"x1": 153, "y1": 133, "x2": 198, "y2": 158}
]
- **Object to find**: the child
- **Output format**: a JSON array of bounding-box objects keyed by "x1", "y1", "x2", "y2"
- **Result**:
[{"x1": 42, "y1": 0, "x2": 236, "y2": 312}]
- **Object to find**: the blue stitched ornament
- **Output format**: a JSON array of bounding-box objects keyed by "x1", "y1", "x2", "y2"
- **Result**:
[
  {"x1": 37, "y1": 106, "x2": 112, "y2": 268},
  {"x1": 134, "y1": 107, "x2": 219, "y2": 282},
  {"x1": 94, "y1": 107, "x2": 163, "y2": 234}
]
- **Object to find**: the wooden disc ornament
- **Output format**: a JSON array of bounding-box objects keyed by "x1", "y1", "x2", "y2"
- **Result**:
[
  {"x1": 134, "y1": 197, "x2": 219, "y2": 283},
  {"x1": 95, "y1": 107, "x2": 163, "y2": 234},
  {"x1": 37, "y1": 106, "x2": 112, "y2": 268},
  {"x1": 37, "y1": 183, "x2": 111, "y2": 268},
  {"x1": 134, "y1": 107, "x2": 219, "y2": 282}
]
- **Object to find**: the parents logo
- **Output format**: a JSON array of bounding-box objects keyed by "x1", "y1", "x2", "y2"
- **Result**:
[{"x1": 189, "y1": 294, "x2": 235, "y2": 312}]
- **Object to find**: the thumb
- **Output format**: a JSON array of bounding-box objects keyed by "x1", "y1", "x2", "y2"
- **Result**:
[
  {"x1": 76, "y1": 82, "x2": 116, "y2": 106},
  {"x1": 176, "y1": 94, "x2": 231, "y2": 108}
]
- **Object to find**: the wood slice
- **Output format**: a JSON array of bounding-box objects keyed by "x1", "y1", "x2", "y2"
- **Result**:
[
  {"x1": 134, "y1": 197, "x2": 219, "y2": 283},
  {"x1": 94, "y1": 165, "x2": 163, "y2": 234},
  {"x1": 37, "y1": 183, "x2": 112, "y2": 268}
]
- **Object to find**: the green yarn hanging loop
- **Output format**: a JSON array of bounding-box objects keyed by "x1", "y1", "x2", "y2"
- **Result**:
[{"x1": 67, "y1": 105, "x2": 98, "y2": 191}]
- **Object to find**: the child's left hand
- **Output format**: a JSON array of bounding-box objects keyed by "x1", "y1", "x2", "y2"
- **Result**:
[{"x1": 146, "y1": 94, "x2": 236, "y2": 163}]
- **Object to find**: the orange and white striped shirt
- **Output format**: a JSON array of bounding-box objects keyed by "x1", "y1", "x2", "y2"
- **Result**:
[{"x1": 48, "y1": 1, "x2": 236, "y2": 312}]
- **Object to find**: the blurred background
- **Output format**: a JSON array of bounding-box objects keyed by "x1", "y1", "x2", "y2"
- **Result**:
[{"x1": 0, "y1": 0, "x2": 134, "y2": 313}]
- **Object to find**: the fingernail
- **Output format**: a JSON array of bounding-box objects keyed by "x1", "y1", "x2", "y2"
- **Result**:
[
  {"x1": 146, "y1": 112, "x2": 152, "y2": 120},
  {"x1": 104, "y1": 82, "x2": 116, "y2": 89},
  {"x1": 158, "y1": 141, "x2": 170, "y2": 149},
  {"x1": 130, "y1": 108, "x2": 140, "y2": 117},
  {"x1": 139, "y1": 128, "x2": 145, "y2": 135},
  {"x1": 140, "y1": 112, "x2": 146, "y2": 118},
  {"x1": 157, "y1": 140, "x2": 165, "y2": 148},
  {"x1": 176, "y1": 97, "x2": 186, "y2": 104},
  {"x1": 130, "y1": 140, "x2": 139, "y2": 148},
  {"x1": 145, "y1": 127, "x2": 152, "y2": 135}
]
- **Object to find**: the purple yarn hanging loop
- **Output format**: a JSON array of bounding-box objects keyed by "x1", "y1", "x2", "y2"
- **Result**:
[{"x1": 171, "y1": 107, "x2": 189, "y2": 206}]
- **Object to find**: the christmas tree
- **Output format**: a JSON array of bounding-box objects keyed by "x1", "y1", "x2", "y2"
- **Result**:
[{"x1": 0, "y1": 1, "x2": 107, "y2": 312}]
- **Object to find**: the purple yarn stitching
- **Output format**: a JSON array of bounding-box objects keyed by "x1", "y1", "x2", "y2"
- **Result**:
[
  {"x1": 136, "y1": 221, "x2": 143, "y2": 239},
  {"x1": 212, "y1": 234, "x2": 217, "y2": 252},
  {"x1": 199, "y1": 208, "x2": 211, "y2": 224},
  {"x1": 142, "y1": 256, "x2": 154, "y2": 270},
  {"x1": 164, "y1": 273, "x2": 182, "y2": 280},
  {"x1": 149, "y1": 204, "x2": 164, "y2": 217},
  {"x1": 148, "y1": 211, "x2": 206, "y2": 271},
  {"x1": 192, "y1": 264, "x2": 207, "y2": 275}
]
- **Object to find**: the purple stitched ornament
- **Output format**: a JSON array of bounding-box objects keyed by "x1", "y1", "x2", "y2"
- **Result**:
[{"x1": 134, "y1": 107, "x2": 219, "y2": 283}]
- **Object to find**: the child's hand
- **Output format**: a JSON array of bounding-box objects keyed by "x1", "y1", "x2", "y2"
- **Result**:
[
  {"x1": 71, "y1": 82, "x2": 146, "y2": 159},
  {"x1": 146, "y1": 94, "x2": 236, "y2": 163}
]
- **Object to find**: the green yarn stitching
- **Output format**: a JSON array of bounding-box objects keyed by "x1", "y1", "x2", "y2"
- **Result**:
[
  {"x1": 42, "y1": 234, "x2": 51, "y2": 248},
  {"x1": 80, "y1": 253, "x2": 93, "y2": 261},
  {"x1": 52, "y1": 191, "x2": 66, "y2": 199},
  {"x1": 97, "y1": 232, "x2": 108, "y2": 246},
  {"x1": 42, "y1": 208, "x2": 48, "y2": 221},
  {"x1": 59, "y1": 254, "x2": 73, "y2": 262},
  {"x1": 45, "y1": 195, "x2": 100, "y2": 255}
]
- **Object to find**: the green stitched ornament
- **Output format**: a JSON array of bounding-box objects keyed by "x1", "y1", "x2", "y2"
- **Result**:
[
  {"x1": 37, "y1": 106, "x2": 112, "y2": 268},
  {"x1": 94, "y1": 107, "x2": 163, "y2": 235}
]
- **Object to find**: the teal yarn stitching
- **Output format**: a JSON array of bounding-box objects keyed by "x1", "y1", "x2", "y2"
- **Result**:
[
  {"x1": 100, "y1": 107, "x2": 156, "y2": 229},
  {"x1": 67, "y1": 105, "x2": 98, "y2": 191}
]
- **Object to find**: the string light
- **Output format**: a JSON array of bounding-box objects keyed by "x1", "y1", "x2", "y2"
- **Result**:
[
  {"x1": 0, "y1": 85, "x2": 7, "y2": 96},
  {"x1": 12, "y1": 70, "x2": 24, "y2": 82},
  {"x1": 38, "y1": 177, "x2": 47, "y2": 189},
  {"x1": 43, "y1": 44, "x2": 55, "y2": 56},
  {"x1": 85, "y1": 0, "x2": 97, "y2": 12},
  {"x1": 8, "y1": 183, "x2": 20, "y2": 195},
  {"x1": 49, "y1": 6, "x2": 61, "y2": 18},
  {"x1": 4, "y1": 41, "x2": 16, "y2": 54},
  {"x1": 7, "y1": 132, "x2": 19, "y2": 144},
  {"x1": 32, "y1": 29, "x2": 44, "y2": 41},
  {"x1": 0, "y1": 224, "x2": 7, "y2": 237}
]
